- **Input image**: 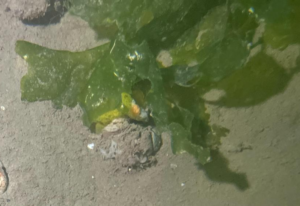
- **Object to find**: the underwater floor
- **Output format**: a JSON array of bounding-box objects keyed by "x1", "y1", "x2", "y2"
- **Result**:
[{"x1": 0, "y1": 0, "x2": 299, "y2": 205}]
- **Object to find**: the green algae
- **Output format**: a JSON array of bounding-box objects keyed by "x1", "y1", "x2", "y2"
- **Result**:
[
  {"x1": 16, "y1": 0, "x2": 300, "y2": 165},
  {"x1": 168, "y1": 3, "x2": 258, "y2": 82},
  {"x1": 79, "y1": 39, "x2": 169, "y2": 131},
  {"x1": 15, "y1": 40, "x2": 110, "y2": 108},
  {"x1": 68, "y1": 0, "x2": 188, "y2": 39}
]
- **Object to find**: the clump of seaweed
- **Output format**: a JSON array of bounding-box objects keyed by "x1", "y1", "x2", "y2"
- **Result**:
[{"x1": 16, "y1": 0, "x2": 300, "y2": 164}]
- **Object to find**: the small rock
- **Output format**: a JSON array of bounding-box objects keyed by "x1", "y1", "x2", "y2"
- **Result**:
[
  {"x1": 99, "y1": 119, "x2": 162, "y2": 170},
  {"x1": 170, "y1": 163, "x2": 178, "y2": 170},
  {"x1": 139, "y1": 156, "x2": 148, "y2": 164},
  {"x1": 6, "y1": 0, "x2": 49, "y2": 20},
  {"x1": 87, "y1": 143, "x2": 95, "y2": 150}
]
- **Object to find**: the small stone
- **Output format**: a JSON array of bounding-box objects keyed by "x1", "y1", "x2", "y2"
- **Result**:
[
  {"x1": 87, "y1": 143, "x2": 95, "y2": 150},
  {"x1": 139, "y1": 156, "x2": 148, "y2": 164},
  {"x1": 0, "y1": 106, "x2": 5, "y2": 111},
  {"x1": 170, "y1": 163, "x2": 178, "y2": 169}
]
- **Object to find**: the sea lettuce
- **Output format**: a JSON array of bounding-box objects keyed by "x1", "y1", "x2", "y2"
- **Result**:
[
  {"x1": 16, "y1": 0, "x2": 300, "y2": 165},
  {"x1": 15, "y1": 40, "x2": 110, "y2": 108},
  {"x1": 16, "y1": 39, "x2": 213, "y2": 164},
  {"x1": 168, "y1": 4, "x2": 258, "y2": 83},
  {"x1": 68, "y1": 0, "x2": 189, "y2": 39}
]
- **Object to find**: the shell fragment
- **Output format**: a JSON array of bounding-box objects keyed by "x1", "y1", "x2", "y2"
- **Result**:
[{"x1": 0, "y1": 161, "x2": 8, "y2": 194}]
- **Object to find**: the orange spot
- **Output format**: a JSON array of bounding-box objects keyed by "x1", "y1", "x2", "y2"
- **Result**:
[{"x1": 131, "y1": 104, "x2": 140, "y2": 117}]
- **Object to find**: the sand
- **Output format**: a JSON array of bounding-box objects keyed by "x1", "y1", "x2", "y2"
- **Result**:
[{"x1": 0, "y1": 0, "x2": 299, "y2": 205}]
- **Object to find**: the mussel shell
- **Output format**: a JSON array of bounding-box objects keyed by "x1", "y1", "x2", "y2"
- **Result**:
[{"x1": 150, "y1": 130, "x2": 162, "y2": 153}]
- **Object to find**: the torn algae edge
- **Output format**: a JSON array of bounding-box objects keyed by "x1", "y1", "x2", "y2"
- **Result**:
[{"x1": 15, "y1": 40, "x2": 212, "y2": 165}]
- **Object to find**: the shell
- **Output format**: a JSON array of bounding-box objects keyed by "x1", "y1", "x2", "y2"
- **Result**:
[
  {"x1": 150, "y1": 129, "x2": 162, "y2": 153},
  {"x1": 0, "y1": 162, "x2": 8, "y2": 194}
]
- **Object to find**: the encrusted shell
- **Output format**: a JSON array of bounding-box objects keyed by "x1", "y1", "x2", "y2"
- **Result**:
[{"x1": 0, "y1": 162, "x2": 8, "y2": 194}]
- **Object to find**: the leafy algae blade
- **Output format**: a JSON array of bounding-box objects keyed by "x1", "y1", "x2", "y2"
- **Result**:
[
  {"x1": 68, "y1": 0, "x2": 187, "y2": 39},
  {"x1": 15, "y1": 40, "x2": 110, "y2": 108},
  {"x1": 168, "y1": 4, "x2": 258, "y2": 83},
  {"x1": 79, "y1": 39, "x2": 169, "y2": 130}
]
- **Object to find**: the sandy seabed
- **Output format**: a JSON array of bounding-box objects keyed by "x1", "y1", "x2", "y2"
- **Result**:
[{"x1": 0, "y1": 1, "x2": 300, "y2": 205}]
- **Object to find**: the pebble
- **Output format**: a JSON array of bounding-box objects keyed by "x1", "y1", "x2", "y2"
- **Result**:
[
  {"x1": 170, "y1": 163, "x2": 178, "y2": 169},
  {"x1": 87, "y1": 143, "x2": 95, "y2": 150}
]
